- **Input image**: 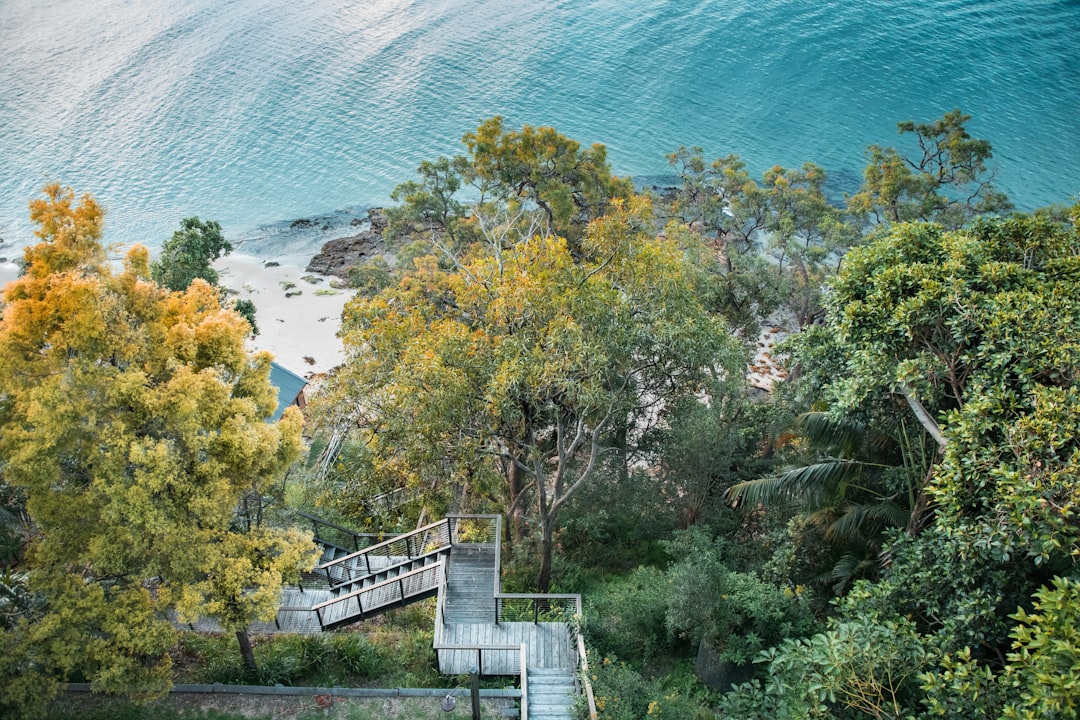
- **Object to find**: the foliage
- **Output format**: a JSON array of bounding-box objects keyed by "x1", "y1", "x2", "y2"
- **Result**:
[
  {"x1": 387, "y1": 116, "x2": 634, "y2": 248},
  {"x1": 666, "y1": 148, "x2": 858, "y2": 328},
  {"x1": 151, "y1": 216, "x2": 232, "y2": 291},
  {"x1": 724, "y1": 613, "x2": 932, "y2": 719},
  {"x1": 644, "y1": 393, "x2": 783, "y2": 532},
  {"x1": 662, "y1": 527, "x2": 814, "y2": 665},
  {"x1": 918, "y1": 576, "x2": 1080, "y2": 719},
  {"x1": 178, "y1": 632, "x2": 385, "y2": 687},
  {"x1": 727, "y1": 410, "x2": 933, "y2": 595},
  {"x1": 719, "y1": 207, "x2": 1080, "y2": 717},
  {"x1": 0, "y1": 185, "x2": 314, "y2": 715},
  {"x1": 847, "y1": 109, "x2": 1011, "y2": 228},
  {"x1": 1001, "y1": 576, "x2": 1080, "y2": 719},
  {"x1": 321, "y1": 190, "x2": 741, "y2": 590},
  {"x1": 586, "y1": 566, "x2": 674, "y2": 665},
  {"x1": 588, "y1": 654, "x2": 713, "y2": 720}
]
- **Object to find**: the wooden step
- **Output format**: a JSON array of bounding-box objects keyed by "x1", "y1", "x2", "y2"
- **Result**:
[{"x1": 527, "y1": 669, "x2": 576, "y2": 720}]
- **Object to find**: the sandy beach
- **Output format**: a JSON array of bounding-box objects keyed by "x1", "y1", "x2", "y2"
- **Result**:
[
  {"x1": 213, "y1": 254, "x2": 354, "y2": 379},
  {"x1": 0, "y1": 259, "x2": 18, "y2": 290},
  {"x1": 0, "y1": 251, "x2": 353, "y2": 379}
]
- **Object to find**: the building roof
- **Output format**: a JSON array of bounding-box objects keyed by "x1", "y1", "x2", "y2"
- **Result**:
[{"x1": 268, "y1": 361, "x2": 308, "y2": 422}]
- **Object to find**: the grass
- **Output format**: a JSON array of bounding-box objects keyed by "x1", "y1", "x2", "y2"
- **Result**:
[
  {"x1": 172, "y1": 602, "x2": 449, "y2": 689},
  {"x1": 47, "y1": 695, "x2": 513, "y2": 720}
]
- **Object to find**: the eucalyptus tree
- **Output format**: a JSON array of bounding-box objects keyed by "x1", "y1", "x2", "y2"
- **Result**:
[
  {"x1": 847, "y1": 109, "x2": 1012, "y2": 228},
  {"x1": 323, "y1": 193, "x2": 742, "y2": 591}
]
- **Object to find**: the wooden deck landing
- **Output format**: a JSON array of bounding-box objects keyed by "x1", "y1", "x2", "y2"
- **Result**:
[{"x1": 438, "y1": 621, "x2": 574, "y2": 675}]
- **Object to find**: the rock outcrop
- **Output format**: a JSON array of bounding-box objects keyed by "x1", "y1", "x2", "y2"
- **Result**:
[{"x1": 305, "y1": 208, "x2": 388, "y2": 277}]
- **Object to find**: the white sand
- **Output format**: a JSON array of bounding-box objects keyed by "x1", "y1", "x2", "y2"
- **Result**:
[
  {"x1": 747, "y1": 311, "x2": 794, "y2": 392},
  {"x1": 0, "y1": 260, "x2": 19, "y2": 290},
  {"x1": 0, "y1": 254, "x2": 352, "y2": 379},
  {"x1": 214, "y1": 254, "x2": 354, "y2": 378}
]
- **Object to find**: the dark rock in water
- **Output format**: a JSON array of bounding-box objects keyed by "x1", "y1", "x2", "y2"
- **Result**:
[
  {"x1": 305, "y1": 208, "x2": 389, "y2": 277},
  {"x1": 291, "y1": 218, "x2": 316, "y2": 229}
]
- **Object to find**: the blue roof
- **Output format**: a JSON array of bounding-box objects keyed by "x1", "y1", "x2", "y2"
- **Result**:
[{"x1": 268, "y1": 361, "x2": 308, "y2": 422}]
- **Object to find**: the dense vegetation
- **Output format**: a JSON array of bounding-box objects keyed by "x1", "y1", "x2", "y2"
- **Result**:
[{"x1": 1, "y1": 111, "x2": 1078, "y2": 720}]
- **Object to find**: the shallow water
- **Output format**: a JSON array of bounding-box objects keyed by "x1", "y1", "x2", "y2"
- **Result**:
[{"x1": 1, "y1": 0, "x2": 1077, "y2": 257}]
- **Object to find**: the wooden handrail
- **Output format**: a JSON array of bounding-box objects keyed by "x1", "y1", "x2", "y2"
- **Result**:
[
  {"x1": 310, "y1": 562, "x2": 441, "y2": 612},
  {"x1": 575, "y1": 625, "x2": 599, "y2": 719},
  {"x1": 317, "y1": 518, "x2": 450, "y2": 582},
  {"x1": 519, "y1": 643, "x2": 529, "y2": 720}
]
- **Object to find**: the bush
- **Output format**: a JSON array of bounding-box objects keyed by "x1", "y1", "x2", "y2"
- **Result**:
[
  {"x1": 589, "y1": 654, "x2": 713, "y2": 720},
  {"x1": 585, "y1": 567, "x2": 674, "y2": 665}
]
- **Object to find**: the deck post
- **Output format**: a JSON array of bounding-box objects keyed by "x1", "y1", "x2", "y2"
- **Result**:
[{"x1": 470, "y1": 669, "x2": 481, "y2": 720}]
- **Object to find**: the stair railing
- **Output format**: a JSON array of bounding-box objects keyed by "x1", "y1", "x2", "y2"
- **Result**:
[
  {"x1": 570, "y1": 620, "x2": 599, "y2": 719},
  {"x1": 311, "y1": 558, "x2": 445, "y2": 630},
  {"x1": 317, "y1": 518, "x2": 452, "y2": 588},
  {"x1": 519, "y1": 643, "x2": 529, "y2": 720},
  {"x1": 298, "y1": 511, "x2": 395, "y2": 552}
]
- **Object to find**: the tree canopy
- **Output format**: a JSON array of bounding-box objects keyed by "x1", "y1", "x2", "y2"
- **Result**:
[
  {"x1": 0, "y1": 184, "x2": 316, "y2": 715},
  {"x1": 151, "y1": 216, "x2": 231, "y2": 291},
  {"x1": 322, "y1": 169, "x2": 742, "y2": 588},
  {"x1": 386, "y1": 116, "x2": 634, "y2": 251}
]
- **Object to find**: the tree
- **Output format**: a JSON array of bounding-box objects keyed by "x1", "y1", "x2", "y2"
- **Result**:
[
  {"x1": 150, "y1": 216, "x2": 259, "y2": 335},
  {"x1": 726, "y1": 411, "x2": 933, "y2": 594},
  {"x1": 727, "y1": 208, "x2": 1080, "y2": 717},
  {"x1": 151, "y1": 216, "x2": 231, "y2": 290},
  {"x1": 322, "y1": 195, "x2": 741, "y2": 590},
  {"x1": 0, "y1": 185, "x2": 316, "y2": 715},
  {"x1": 847, "y1": 109, "x2": 1012, "y2": 228},
  {"x1": 386, "y1": 116, "x2": 634, "y2": 251},
  {"x1": 666, "y1": 149, "x2": 858, "y2": 330}
]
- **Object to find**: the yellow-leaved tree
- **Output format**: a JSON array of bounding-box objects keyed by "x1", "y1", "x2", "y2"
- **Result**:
[{"x1": 0, "y1": 184, "x2": 318, "y2": 717}]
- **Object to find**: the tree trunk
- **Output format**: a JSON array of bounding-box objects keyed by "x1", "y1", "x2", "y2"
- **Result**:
[
  {"x1": 507, "y1": 458, "x2": 526, "y2": 543},
  {"x1": 537, "y1": 517, "x2": 554, "y2": 593},
  {"x1": 236, "y1": 630, "x2": 258, "y2": 675}
]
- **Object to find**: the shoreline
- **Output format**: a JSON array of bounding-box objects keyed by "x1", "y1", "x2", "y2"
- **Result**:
[
  {"x1": 213, "y1": 253, "x2": 354, "y2": 379},
  {"x1": 1, "y1": 253, "x2": 354, "y2": 381}
]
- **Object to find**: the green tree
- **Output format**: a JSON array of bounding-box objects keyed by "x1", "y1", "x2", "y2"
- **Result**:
[
  {"x1": 151, "y1": 216, "x2": 231, "y2": 290},
  {"x1": 150, "y1": 216, "x2": 259, "y2": 335},
  {"x1": 666, "y1": 150, "x2": 857, "y2": 329},
  {"x1": 322, "y1": 196, "x2": 741, "y2": 590},
  {"x1": 848, "y1": 109, "x2": 1012, "y2": 228},
  {"x1": 733, "y1": 207, "x2": 1080, "y2": 717},
  {"x1": 387, "y1": 116, "x2": 634, "y2": 251},
  {"x1": 727, "y1": 411, "x2": 933, "y2": 594},
  {"x1": 0, "y1": 185, "x2": 316, "y2": 715}
]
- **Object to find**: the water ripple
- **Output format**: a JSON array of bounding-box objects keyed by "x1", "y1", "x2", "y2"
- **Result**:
[{"x1": 0, "y1": 0, "x2": 1077, "y2": 255}]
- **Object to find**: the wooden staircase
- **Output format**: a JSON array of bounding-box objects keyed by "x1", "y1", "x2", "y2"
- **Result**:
[
  {"x1": 527, "y1": 668, "x2": 577, "y2": 720},
  {"x1": 214, "y1": 513, "x2": 597, "y2": 718}
]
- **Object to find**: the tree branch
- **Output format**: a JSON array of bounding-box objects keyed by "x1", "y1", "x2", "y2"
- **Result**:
[{"x1": 898, "y1": 383, "x2": 947, "y2": 450}]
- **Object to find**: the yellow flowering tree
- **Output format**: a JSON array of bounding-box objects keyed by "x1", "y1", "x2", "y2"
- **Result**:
[{"x1": 0, "y1": 185, "x2": 316, "y2": 715}]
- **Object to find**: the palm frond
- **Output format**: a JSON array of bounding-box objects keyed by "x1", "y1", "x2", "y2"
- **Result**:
[
  {"x1": 825, "y1": 501, "x2": 909, "y2": 544},
  {"x1": 828, "y1": 552, "x2": 878, "y2": 593},
  {"x1": 726, "y1": 458, "x2": 867, "y2": 507},
  {"x1": 793, "y1": 412, "x2": 866, "y2": 456}
]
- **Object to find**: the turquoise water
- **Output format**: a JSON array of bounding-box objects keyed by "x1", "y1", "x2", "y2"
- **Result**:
[{"x1": 1, "y1": 0, "x2": 1078, "y2": 257}]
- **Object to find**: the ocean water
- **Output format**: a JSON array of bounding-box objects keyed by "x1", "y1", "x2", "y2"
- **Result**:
[{"x1": 1, "y1": 0, "x2": 1078, "y2": 259}]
